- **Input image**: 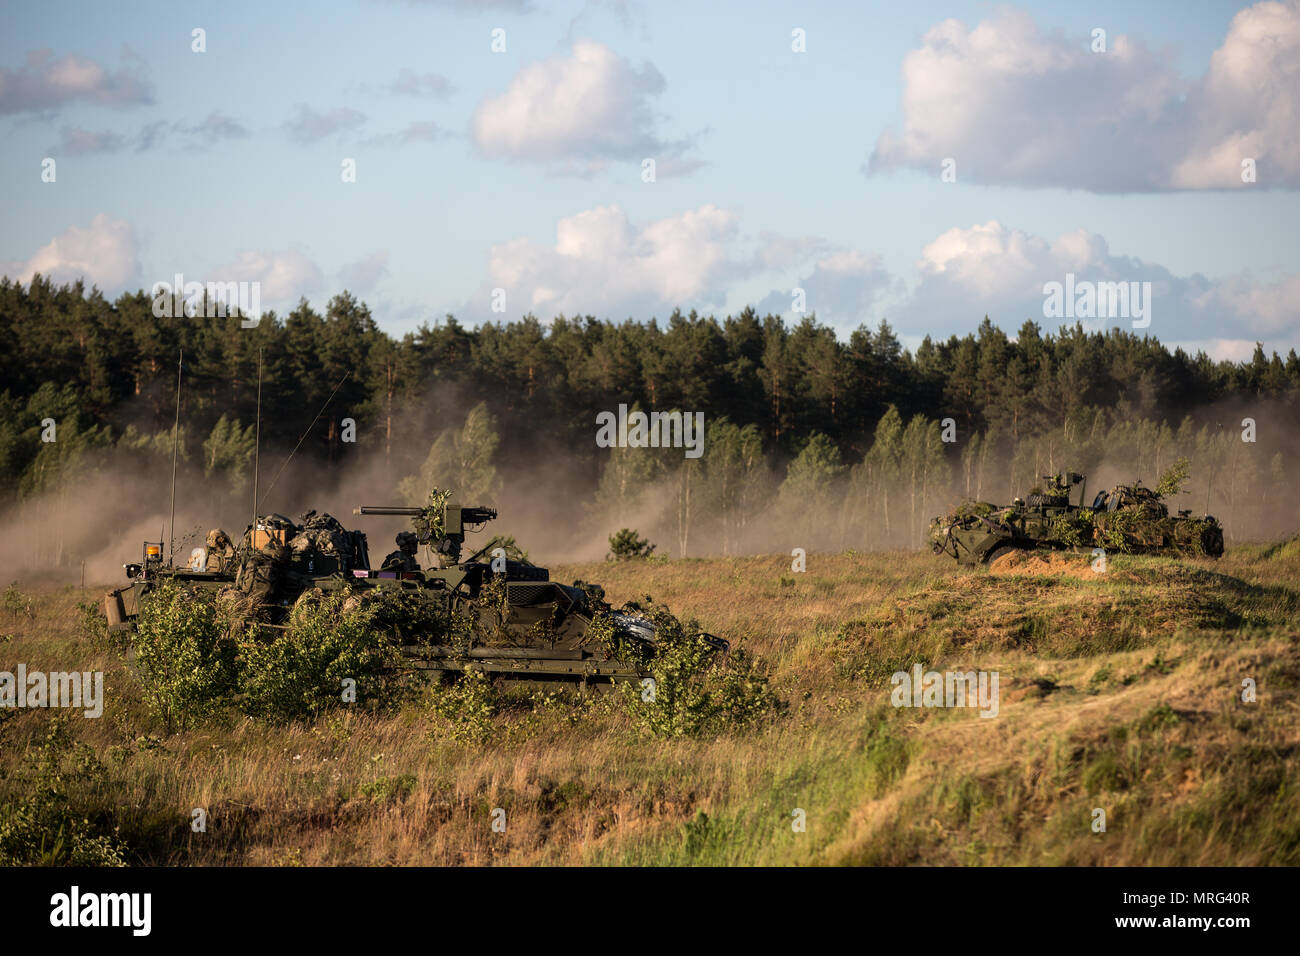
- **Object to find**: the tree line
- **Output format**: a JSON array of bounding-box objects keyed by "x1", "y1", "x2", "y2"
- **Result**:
[{"x1": 2, "y1": 275, "x2": 1297, "y2": 554}]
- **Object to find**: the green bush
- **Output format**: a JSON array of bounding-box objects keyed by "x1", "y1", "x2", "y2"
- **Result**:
[
  {"x1": 607, "y1": 528, "x2": 655, "y2": 561},
  {"x1": 77, "y1": 598, "x2": 113, "y2": 649},
  {"x1": 0, "y1": 716, "x2": 126, "y2": 866},
  {"x1": 3, "y1": 582, "x2": 32, "y2": 622},
  {"x1": 132, "y1": 582, "x2": 239, "y2": 732},
  {"x1": 359, "y1": 774, "x2": 417, "y2": 805},
  {"x1": 426, "y1": 668, "x2": 496, "y2": 744},
  {"x1": 239, "y1": 592, "x2": 399, "y2": 723},
  {"x1": 864, "y1": 725, "x2": 911, "y2": 796},
  {"x1": 615, "y1": 601, "x2": 783, "y2": 738}
]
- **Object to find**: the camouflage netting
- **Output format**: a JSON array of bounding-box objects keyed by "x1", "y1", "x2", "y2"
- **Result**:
[
  {"x1": 216, "y1": 586, "x2": 259, "y2": 629},
  {"x1": 929, "y1": 463, "x2": 1224, "y2": 561},
  {"x1": 293, "y1": 583, "x2": 468, "y2": 649},
  {"x1": 1048, "y1": 511, "x2": 1093, "y2": 548},
  {"x1": 412, "y1": 488, "x2": 452, "y2": 543},
  {"x1": 929, "y1": 501, "x2": 1012, "y2": 544},
  {"x1": 1091, "y1": 507, "x2": 1223, "y2": 556}
]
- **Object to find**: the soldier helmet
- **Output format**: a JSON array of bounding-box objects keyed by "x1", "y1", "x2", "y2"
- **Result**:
[{"x1": 396, "y1": 531, "x2": 419, "y2": 550}]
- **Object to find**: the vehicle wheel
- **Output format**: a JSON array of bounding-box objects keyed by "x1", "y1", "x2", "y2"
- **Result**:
[{"x1": 985, "y1": 544, "x2": 1019, "y2": 564}]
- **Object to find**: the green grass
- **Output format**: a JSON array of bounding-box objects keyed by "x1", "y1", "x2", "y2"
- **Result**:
[{"x1": 2, "y1": 537, "x2": 1299, "y2": 866}]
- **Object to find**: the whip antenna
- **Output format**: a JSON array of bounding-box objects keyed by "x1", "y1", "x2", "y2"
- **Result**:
[
  {"x1": 258, "y1": 369, "x2": 351, "y2": 510},
  {"x1": 251, "y1": 348, "x2": 262, "y2": 538},
  {"x1": 167, "y1": 349, "x2": 182, "y2": 567}
]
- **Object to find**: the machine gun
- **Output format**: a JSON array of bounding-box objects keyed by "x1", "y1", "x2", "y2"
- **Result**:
[
  {"x1": 1034, "y1": 472, "x2": 1087, "y2": 508},
  {"x1": 354, "y1": 500, "x2": 497, "y2": 566}
]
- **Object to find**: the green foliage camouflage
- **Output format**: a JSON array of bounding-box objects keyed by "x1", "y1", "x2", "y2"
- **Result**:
[
  {"x1": 410, "y1": 488, "x2": 452, "y2": 543},
  {"x1": 361, "y1": 585, "x2": 470, "y2": 648},
  {"x1": 119, "y1": 570, "x2": 773, "y2": 737},
  {"x1": 481, "y1": 534, "x2": 529, "y2": 563},
  {"x1": 931, "y1": 467, "x2": 1225, "y2": 563},
  {"x1": 1155, "y1": 456, "x2": 1192, "y2": 500},
  {"x1": 604, "y1": 599, "x2": 783, "y2": 738}
]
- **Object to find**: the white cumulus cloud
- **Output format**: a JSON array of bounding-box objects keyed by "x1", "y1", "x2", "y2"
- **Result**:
[
  {"x1": 894, "y1": 221, "x2": 1300, "y2": 351},
  {"x1": 1170, "y1": 0, "x2": 1300, "y2": 188},
  {"x1": 756, "y1": 250, "x2": 898, "y2": 331},
  {"x1": 211, "y1": 249, "x2": 324, "y2": 304},
  {"x1": 3, "y1": 214, "x2": 139, "y2": 289},
  {"x1": 471, "y1": 39, "x2": 692, "y2": 172},
  {"x1": 869, "y1": 2, "x2": 1300, "y2": 191},
  {"x1": 471, "y1": 203, "x2": 739, "y2": 319},
  {"x1": 462, "y1": 210, "x2": 1300, "y2": 357}
]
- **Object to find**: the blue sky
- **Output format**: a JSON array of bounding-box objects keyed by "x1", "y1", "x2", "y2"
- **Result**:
[{"x1": 3, "y1": 0, "x2": 1298, "y2": 359}]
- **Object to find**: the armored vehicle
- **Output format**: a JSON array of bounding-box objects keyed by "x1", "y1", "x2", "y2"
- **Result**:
[
  {"x1": 347, "y1": 497, "x2": 728, "y2": 685},
  {"x1": 104, "y1": 491, "x2": 725, "y2": 687},
  {"x1": 104, "y1": 510, "x2": 369, "y2": 631},
  {"x1": 929, "y1": 471, "x2": 1224, "y2": 565}
]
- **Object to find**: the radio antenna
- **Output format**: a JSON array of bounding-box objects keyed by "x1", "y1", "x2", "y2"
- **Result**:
[
  {"x1": 167, "y1": 348, "x2": 182, "y2": 567},
  {"x1": 258, "y1": 369, "x2": 350, "y2": 510},
  {"x1": 251, "y1": 348, "x2": 262, "y2": 538}
]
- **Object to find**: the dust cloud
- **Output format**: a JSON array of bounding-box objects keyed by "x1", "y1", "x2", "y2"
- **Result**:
[{"x1": 2, "y1": 395, "x2": 1297, "y2": 587}]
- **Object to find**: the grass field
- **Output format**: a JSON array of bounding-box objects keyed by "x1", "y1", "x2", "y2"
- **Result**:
[{"x1": 2, "y1": 539, "x2": 1299, "y2": 866}]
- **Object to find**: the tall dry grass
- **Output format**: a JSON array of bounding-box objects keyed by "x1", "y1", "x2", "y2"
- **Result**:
[{"x1": 2, "y1": 539, "x2": 1298, "y2": 865}]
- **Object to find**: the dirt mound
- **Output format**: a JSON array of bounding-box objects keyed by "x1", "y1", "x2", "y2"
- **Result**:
[{"x1": 988, "y1": 549, "x2": 1103, "y2": 579}]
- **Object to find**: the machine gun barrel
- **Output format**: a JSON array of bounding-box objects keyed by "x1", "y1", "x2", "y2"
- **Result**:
[
  {"x1": 460, "y1": 506, "x2": 498, "y2": 524},
  {"x1": 355, "y1": 506, "x2": 424, "y2": 516}
]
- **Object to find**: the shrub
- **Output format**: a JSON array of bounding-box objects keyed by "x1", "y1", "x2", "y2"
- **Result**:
[
  {"x1": 3, "y1": 582, "x2": 32, "y2": 622},
  {"x1": 77, "y1": 598, "x2": 113, "y2": 649},
  {"x1": 239, "y1": 591, "x2": 399, "y2": 723},
  {"x1": 426, "y1": 668, "x2": 496, "y2": 744},
  {"x1": 614, "y1": 600, "x2": 783, "y2": 738},
  {"x1": 607, "y1": 528, "x2": 655, "y2": 561},
  {"x1": 132, "y1": 582, "x2": 239, "y2": 732},
  {"x1": 359, "y1": 774, "x2": 417, "y2": 805},
  {"x1": 0, "y1": 716, "x2": 126, "y2": 866},
  {"x1": 864, "y1": 725, "x2": 911, "y2": 796}
]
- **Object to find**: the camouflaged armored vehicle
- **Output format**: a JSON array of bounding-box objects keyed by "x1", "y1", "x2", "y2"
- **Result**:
[
  {"x1": 105, "y1": 490, "x2": 725, "y2": 687},
  {"x1": 104, "y1": 509, "x2": 369, "y2": 631},
  {"x1": 929, "y1": 471, "x2": 1224, "y2": 565}
]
